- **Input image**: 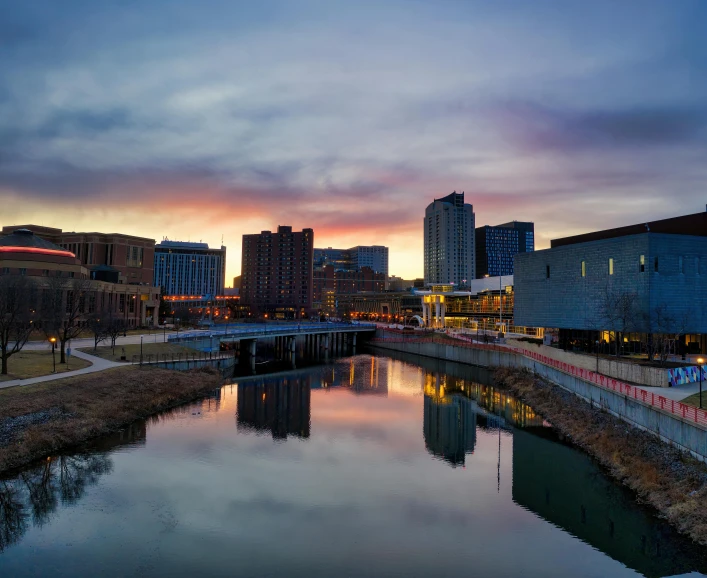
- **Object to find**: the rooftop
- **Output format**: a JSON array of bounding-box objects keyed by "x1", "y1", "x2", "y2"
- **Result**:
[
  {"x1": 551, "y1": 211, "x2": 707, "y2": 248},
  {"x1": 0, "y1": 229, "x2": 76, "y2": 258}
]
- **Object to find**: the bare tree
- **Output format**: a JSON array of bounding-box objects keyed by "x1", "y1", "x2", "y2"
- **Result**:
[
  {"x1": 646, "y1": 304, "x2": 690, "y2": 366},
  {"x1": 596, "y1": 285, "x2": 641, "y2": 357},
  {"x1": 0, "y1": 275, "x2": 36, "y2": 375},
  {"x1": 102, "y1": 308, "x2": 126, "y2": 355},
  {"x1": 86, "y1": 312, "x2": 109, "y2": 351},
  {"x1": 41, "y1": 276, "x2": 93, "y2": 364}
]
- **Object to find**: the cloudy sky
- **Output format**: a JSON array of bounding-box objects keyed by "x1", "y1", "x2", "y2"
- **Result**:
[{"x1": 1, "y1": 0, "x2": 706, "y2": 281}]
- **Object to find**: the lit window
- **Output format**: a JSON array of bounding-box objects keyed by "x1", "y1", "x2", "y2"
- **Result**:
[
  {"x1": 581, "y1": 261, "x2": 586, "y2": 277},
  {"x1": 608, "y1": 258, "x2": 614, "y2": 275},
  {"x1": 639, "y1": 255, "x2": 645, "y2": 273}
]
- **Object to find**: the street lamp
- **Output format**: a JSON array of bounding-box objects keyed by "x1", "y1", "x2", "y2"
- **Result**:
[
  {"x1": 49, "y1": 337, "x2": 57, "y2": 373},
  {"x1": 698, "y1": 357, "x2": 705, "y2": 409}
]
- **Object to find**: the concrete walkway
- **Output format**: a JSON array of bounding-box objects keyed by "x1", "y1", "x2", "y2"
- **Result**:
[
  {"x1": 0, "y1": 349, "x2": 123, "y2": 390},
  {"x1": 632, "y1": 380, "x2": 705, "y2": 402}
]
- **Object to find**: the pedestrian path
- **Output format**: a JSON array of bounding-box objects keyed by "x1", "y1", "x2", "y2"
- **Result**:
[{"x1": 0, "y1": 349, "x2": 123, "y2": 390}]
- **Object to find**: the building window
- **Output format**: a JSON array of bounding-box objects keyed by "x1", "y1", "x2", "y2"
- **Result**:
[
  {"x1": 608, "y1": 258, "x2": 614, "y2": 275},
  {"x1": 581, "y1": 261, "x2": 586, "y2": 277},
  {"x1": 639, "y1": 255, "x2": 645, "y2": 273},
  {"x1": 654, "y1": 256, "x2": 659, "y2": 273},
  {"x1": 43, "y1": 269, "x2": 49, "y2": 276},
  {"x1": 679, "y1": 256, "x2": 684, "y2": 274},
  {"x1": 19, "y1": 268, "x2": 26, "y2": 276},
  {"x1": 546, "y1": 265, "x2": 550, "y2": 279},
  {"x1": 696, "y1": 257, "x2": 701, "y2": 276}
]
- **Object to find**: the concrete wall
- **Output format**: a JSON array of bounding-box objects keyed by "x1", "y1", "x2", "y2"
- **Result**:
[
  {"x1": 507, "y1": 339, "x2": 670, "y2": 387},
  {"x1": 371, "y1": 337, "x2": 707, "y2": 461}
]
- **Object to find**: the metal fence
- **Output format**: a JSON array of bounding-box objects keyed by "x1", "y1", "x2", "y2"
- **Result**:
[
  {"x1": 132, "y1": 351, "x2": 235, "y2": 366},
  {"x1": 168, "y1": 322, "x2": 376, "y2": 343}
]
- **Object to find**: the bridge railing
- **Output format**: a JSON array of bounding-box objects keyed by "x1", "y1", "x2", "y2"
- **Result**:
[{"x1": 168, "y1": 323, "x2": 376, "y2": 343}]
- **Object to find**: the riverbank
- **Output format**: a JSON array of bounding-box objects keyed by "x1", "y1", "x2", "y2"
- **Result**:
[
  {"x1": 495, "y1": 367, "x2": 707, "y2": 545},
  {"x1": 0, "y1": 365, "x2": 223, "y2": 475}
]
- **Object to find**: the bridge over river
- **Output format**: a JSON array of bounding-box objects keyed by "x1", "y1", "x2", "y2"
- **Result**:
[{"x1": 168, "y1": 322, "x2": 377, "y2": 371}]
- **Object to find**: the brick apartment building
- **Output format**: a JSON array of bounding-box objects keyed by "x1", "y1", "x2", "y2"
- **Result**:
[{"x1": 240, "y1": 226, "x2": 314, "y2": 318}]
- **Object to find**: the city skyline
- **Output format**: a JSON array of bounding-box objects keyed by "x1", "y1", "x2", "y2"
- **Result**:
[{"x1": 2, "y1": 0, "x2": 706, "y2": 282}]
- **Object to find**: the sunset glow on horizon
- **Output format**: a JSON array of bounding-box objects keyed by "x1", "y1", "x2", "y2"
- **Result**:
[{"x1": 2, "y1": 0, "x2": 706, "y2": 282}]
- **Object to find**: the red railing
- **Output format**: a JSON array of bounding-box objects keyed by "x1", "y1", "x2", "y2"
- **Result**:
[{"x1": 372, "y1": 331, "x2": 707, "y2": 427}]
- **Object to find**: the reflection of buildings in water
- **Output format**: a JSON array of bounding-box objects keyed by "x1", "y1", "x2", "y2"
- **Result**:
[
  {"x1": 422, "y1": 371, "x2": 544, "y2": 432},
  {"x1": 423, "y1": 373, "x2": 477, "y2": 466},
  {"x1": 342, "y1": 356, "x2": 388, "y2": 396},
  {"x1": 385, "y1": 359, "x2": 424, "y2": 397},
  {"x1": 236, "y1": 378, "x2": 311, "y2": 440},
  {"x1": 512, "y1": 429, "x2": 707, "y2": 578}
]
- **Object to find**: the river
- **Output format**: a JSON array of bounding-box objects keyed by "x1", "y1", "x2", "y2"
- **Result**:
[{"x1": 1, "y1": 352, "x2": 705, "y2": 578}]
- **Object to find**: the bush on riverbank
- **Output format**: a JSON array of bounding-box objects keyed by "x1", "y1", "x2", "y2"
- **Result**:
[
  {"x1": 0, "y1": 366, "x2": 222, "y2": 474},
  {"x1": 495, "y1": 367, "x2": 707, "y2": 545}
]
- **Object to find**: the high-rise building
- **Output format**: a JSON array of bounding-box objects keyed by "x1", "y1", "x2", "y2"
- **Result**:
[
  {"x1": 240, "y1": 226, "x2": 313, "y2": 318},
  {"x1": 313, "y1": 245, "x2": 388, "y2": 275},
  {"x1": 423, "y1": 192, "x2": 475, "y2": 286},
  {"x1": 475, "y1": 221, "x2": 534, "y2": 278},
  {"x1": 153, "y1": 240, "x2": 226, "y2": 297}
]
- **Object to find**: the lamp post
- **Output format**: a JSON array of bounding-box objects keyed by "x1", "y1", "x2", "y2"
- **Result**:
[
  {"x1": 49, "y1": 337, "x2": 56, "y2": 373},
  {"x1": 698, "y1": 357, "x2": 705, "y2": 410}
]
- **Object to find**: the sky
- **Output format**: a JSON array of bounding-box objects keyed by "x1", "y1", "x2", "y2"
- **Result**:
[{"x1": 1, "y1": 0, "x2": 706, "y2": 282}]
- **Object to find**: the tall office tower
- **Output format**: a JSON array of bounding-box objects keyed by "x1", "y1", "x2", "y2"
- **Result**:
[
  {"x1": 153, "y1": 240, "x2": 226, "y2": 296},
  {"x1": 240, "y1": 226, "x2": 314, "y2": 318},
  {"x1": 423, "y1": 192, "x2": 475, "y2": 286},
  {"x1": 475, "y1": 221, "x2": 535, "y2": 278}
]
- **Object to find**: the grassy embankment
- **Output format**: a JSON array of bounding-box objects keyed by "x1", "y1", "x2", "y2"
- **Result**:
[
  {"x1": 0, "y1": 365, "x2": 222, "y2": 474},
  {"x1": 78, "y1": 342, "x2": 196, "y2": 362},
  {"x1": 495, "y1": 367, "x2": 707, "y2": 545},
  {"x1": 0, "y1": 351, "x2": 92, "y2": 382}
]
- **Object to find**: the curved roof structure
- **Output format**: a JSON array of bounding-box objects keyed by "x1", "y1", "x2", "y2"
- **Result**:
[{"x1": 0, "y1": 229, "x2": 76, "y2": 258}]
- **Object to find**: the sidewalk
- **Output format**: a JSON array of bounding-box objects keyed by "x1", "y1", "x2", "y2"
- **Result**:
[{"x1": 0, "y1": 349, "x2": 123, "y2": 390}]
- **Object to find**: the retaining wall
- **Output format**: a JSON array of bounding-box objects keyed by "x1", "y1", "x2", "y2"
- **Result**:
[
  {"x1": 507, "y1": 339, "x2": 670, "y2": 388},
  {"x1": 371, "y1": 338, "x2": 707, "y2": 461}
]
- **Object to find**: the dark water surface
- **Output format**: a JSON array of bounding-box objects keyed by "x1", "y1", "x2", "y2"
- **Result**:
[{"x1": 1, "y1": 353, "x2": 706, "y2": 578}]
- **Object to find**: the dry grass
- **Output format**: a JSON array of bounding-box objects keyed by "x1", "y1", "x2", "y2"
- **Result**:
[
  {"x1": 495, "y1": 367, "x2": 707, "y2": 545},
  {"x1": 78, "y1": 342, "x2": 194, "y2": 362},
  {"x1": 0, "y1": 365, "x2": 222, "y2": 474},
  {"x1": 681, "y1": 392, "x2": 707, "y2": 409},
  {"x1": 0, "y1": 350, "x2": 92, "y2": 381}
]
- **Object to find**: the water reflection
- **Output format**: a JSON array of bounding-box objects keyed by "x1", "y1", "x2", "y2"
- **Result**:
[
  {"x1": 1, "y1": 355, "x2": 707, "y2": 577},
  {"x1": 0, "y1": 421, "x2": 145, "y2": 553},
  {"x1": 237, "y1": 378, "x2": 311, "y2": 439},
  {"x1": 513, "y1": 428, "x2": 707, "y2": 578}
]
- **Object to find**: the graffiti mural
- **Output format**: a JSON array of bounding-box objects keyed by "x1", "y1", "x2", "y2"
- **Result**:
[{"x1": 668, "y1": 365, "x2": 707, "y2": 387}]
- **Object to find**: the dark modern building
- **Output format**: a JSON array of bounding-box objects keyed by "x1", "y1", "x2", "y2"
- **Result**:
[
  {"x1": 240, "y1": 226, "x2": 314, "y2": 318},
  {"x1": 314, "y1": 245, "x2": 389, "y2": 275},
  {"x1": 424, "y1": 192, "x2": 475, "y2": 286},
  {"x1": 514, "y1": 210, "x2": 707, "y2": 354},
  {"x1": 475, "y1": 221, "x2": 534, "y2": 278},
  {"x1": 153, "y1": 240, "x2": 226, "y2": 297}
]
